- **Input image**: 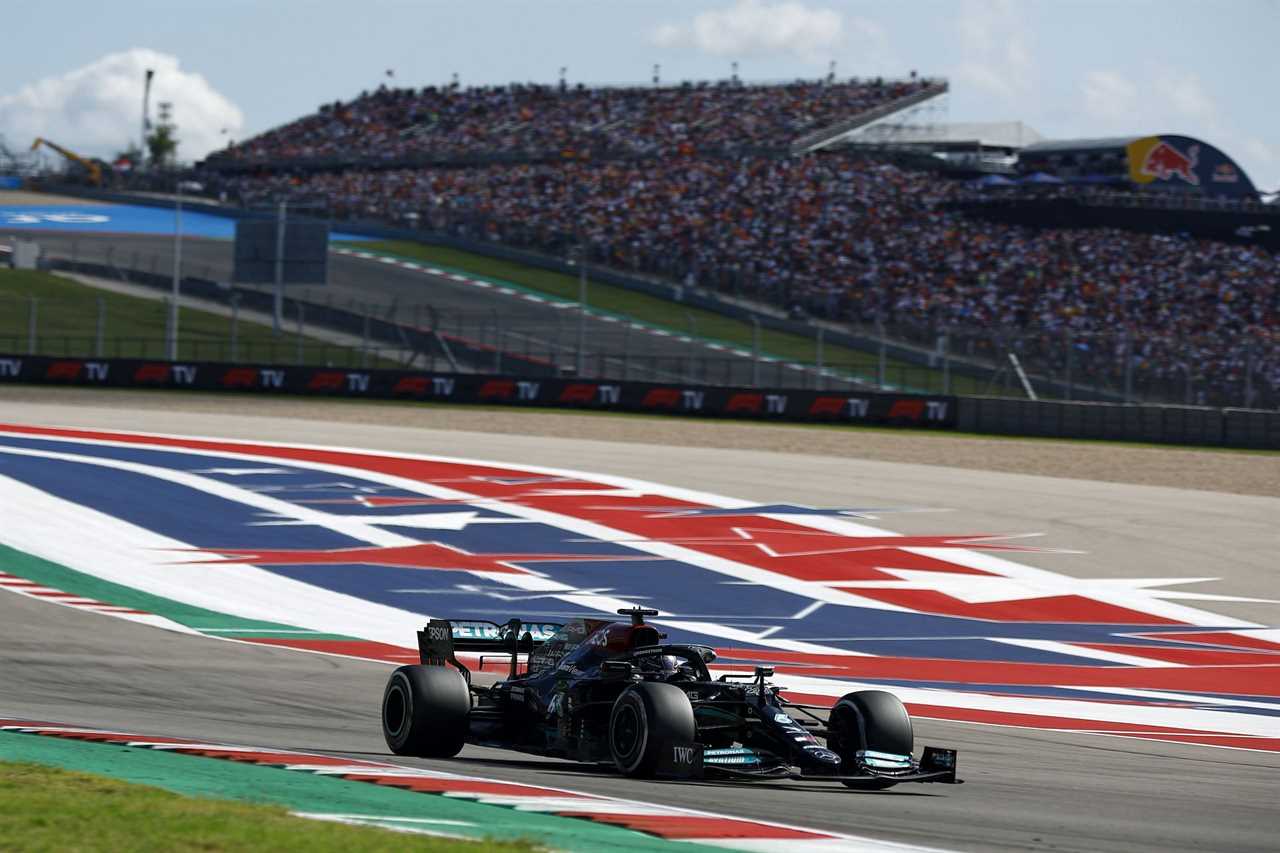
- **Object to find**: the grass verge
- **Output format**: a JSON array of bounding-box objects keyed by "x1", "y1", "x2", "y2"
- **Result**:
[
  {"x1": 0, "y1": 761, "x2": 538, "y2": 853},
  {"x1": 0, "y1": 269, "x2": 391, "y2": 368}
]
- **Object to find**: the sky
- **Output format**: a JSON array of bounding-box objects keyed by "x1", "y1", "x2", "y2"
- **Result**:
[{"x1": 1, "y1": 0, "x2": 1277, "y2": 191}]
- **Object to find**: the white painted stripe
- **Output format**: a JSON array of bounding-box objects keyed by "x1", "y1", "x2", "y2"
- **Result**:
[
  {"x1": 292, "y1": 814, "x2": 470, "y2": 840},
  {"x1": 1063, "y1": 685, "x2": 1280, "y2": 712},
  {"x1": 989, "y1": 638, "x2": 1184, "y2": 668}
]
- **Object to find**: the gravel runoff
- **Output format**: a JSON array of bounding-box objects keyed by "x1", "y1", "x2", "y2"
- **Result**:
[{"x1": 1, "y1": 386, "x2": 1276, "y2": 498}]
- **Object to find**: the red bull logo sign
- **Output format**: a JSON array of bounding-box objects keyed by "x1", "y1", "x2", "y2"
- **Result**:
[
  {"x1": 1128, "y1": 136, "x2": 1200, "y2": 186},
  {"x1": 1212, "y1": 163, "x2": 1239, "y2": 184}
]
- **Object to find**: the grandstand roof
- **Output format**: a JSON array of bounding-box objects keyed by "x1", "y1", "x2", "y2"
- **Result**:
[
  {"x1": 855, "y1": 121, "x2": 1044, "y2": 151},
  {"x1": 1021, "y1": 137, "x2": 1144, "y2": 153}
]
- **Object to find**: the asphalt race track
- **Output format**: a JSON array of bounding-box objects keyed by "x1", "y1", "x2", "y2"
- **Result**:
[
  {"x1": 1, "y1": 398, "x2": 1277, "y2": 852},
  {"x1": 27, "y1": 231, "x2": 830, "y2": 387}
]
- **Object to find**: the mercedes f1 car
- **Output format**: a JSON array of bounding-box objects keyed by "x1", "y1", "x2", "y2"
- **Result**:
[{"x1": 380, "y1": 608, "x2": 960, "y2": 788}]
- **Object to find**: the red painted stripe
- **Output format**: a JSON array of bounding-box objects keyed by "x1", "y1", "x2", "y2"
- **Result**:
[
  {"x1": 1146, "y1": 632, "x2": 1280, "y2": 653},
  {"x1": 717, "y1": 647, "x2": 1280, "y2": 697},
  {"x1": 345, "y1": 775, "x2": 588, "y2": 798},
  {"x1": 35, "y1": 729, "x2": 190, "y2": 745},
  {"x1": 240, "y1": 637, "x2": 418, "y2": 662},
  {"x1": 1113, "y1": 733, "x2": 1280, "y2": 750},
  {"x1": 1078, "y1": 643, "x2": 1280, "y2": 666},
  {"x1": 169, "y1": 748, "x2": 366, "y2": 766}
]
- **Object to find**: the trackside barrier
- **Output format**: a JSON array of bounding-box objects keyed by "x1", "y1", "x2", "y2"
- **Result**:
[
  {"x1": 0, "y1": 354, "x2": 958, "y2": 428},
  {"x1": 2, "y1": 350, "x2": 1274, "y2": 447},
  {"x1": 959, "y1": 397, "x2": 1279, "y2": 449}
]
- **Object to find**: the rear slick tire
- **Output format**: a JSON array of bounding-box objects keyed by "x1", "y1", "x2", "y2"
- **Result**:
[
  {"x1": 827, "y1": 689, "x2": 914, "y2": 790},
  {"x1": 608, "y1": 682, "x2": 695, "y2": 777},
  {"x1": 382, "y1": 665, "x2": 470, "y2": 757}
]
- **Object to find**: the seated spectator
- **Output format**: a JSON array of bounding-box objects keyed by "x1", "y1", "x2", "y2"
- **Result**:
[{"x1": 223, "y1": 152, "x2": 1277, "y2": 406}]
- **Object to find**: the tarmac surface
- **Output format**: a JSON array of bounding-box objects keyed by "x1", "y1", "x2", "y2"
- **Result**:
[
  {"x1": 25, "y1": 232, "x2": 835, "y2": 387},
  {"x1": 1, "y1": 398, "x2": 1277, "y2": 853}
]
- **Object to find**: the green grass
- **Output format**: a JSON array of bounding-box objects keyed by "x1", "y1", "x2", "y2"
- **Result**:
[
  {"x1": 0, "y1": 269, "x2": 394, "y2": 368},
  {"x1": 348, "y1": 240, "x2": 984, "y2": 394},
  {"x1": 0, "y1": 761, "x2": 539, "y2": 853}
]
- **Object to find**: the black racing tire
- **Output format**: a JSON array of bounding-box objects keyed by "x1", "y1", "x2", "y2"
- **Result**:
[
  {"x1": 381, "y1": 665, "x2": 470, "y2": 757},
  {"x1": 608, "y1": 682, "x2": 696, "y2": 777},
  {"x1": 827, "y1": 689, "x2": 914, "y2": 790}
]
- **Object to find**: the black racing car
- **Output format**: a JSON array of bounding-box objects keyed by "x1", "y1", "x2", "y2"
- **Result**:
[{"x1": 381, "y1": 608, "x2": 960, "y2": 788}]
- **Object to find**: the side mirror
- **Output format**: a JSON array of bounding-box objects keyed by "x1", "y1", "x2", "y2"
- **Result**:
[
  {"x1": 698, "y1": 647, "x2": 717, "y2": 663},
  {"x1": 754, "y1": 666, "x2": 774, "y2": 678}
]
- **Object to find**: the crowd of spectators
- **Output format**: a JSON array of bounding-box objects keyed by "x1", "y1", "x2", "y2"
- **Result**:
[
  {"x1": 210, "y1": 74, "x2": 1275, "y2": 406},
  {"x1": 226, "y1": 154, "x2": 1278, "y2": 404},
  {"x1": 216, "y1": 77, "x2": 938, "y2": 163}
]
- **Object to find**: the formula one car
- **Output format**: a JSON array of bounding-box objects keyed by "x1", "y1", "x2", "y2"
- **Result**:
[{"x1": 380, "y1": 608, "x2": 960, "y2": 788}]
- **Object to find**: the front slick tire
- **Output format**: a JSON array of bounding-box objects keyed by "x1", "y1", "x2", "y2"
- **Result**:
[
  {"x1": 827, "y1": 689, "x2": 914, "y2": 790},
  {"x1": 382, "y1": 665, "x2": 470, "y2": 757},
  {"x1": 608, "y1": 682, "x2": 695, "y2": 777}
]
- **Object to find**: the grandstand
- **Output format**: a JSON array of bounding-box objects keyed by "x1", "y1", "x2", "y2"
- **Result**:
[
  {"x1": 182, "y1": 76, "x2": 1277, "y2": 409},
  {"x1": 207, "y1": 76, "x2": 945, "y2": 168}
]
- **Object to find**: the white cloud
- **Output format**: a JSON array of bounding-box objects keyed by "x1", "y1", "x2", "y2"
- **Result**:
[
  {"x1": 651, "y1": 0, "x2": 845, "y2": 60},
  {"x1": 1080, "y1": 65, "x2": 1228, "y2": 136},
  {"x1": 1081, "y1": 70, "x2": 1138, "y2": 122},
  {"x1": 953, "y1": 0, "x2": 1035, "y2": 100},
  {"x1": 0, "y1": 48, "x2": 243, "y2": 164},
  {"x1": 1077, "y1": 65, "x2": 1280, "y2": 192}
]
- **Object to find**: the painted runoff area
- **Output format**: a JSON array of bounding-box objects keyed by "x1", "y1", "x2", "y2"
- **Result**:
[{"x1": 0, "y1": 424, "x2": 1277, "y2": 755}]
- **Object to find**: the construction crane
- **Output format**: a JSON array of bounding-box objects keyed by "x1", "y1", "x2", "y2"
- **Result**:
[{"x1": 29, "y1": 137, "x2": 104, "y2": 186}]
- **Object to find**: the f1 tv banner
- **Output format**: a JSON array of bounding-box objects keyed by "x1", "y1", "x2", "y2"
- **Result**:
[{"x1": 0, "y1": 355, "x2": 957, "y2": 428}]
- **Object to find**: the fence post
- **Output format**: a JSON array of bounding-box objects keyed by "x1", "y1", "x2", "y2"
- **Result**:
[
  {"x1": 941, "y1": 329, "x2": 951, "y2": 395},
  {"x1": 1244, "y1": 340, "x2": 1254, "y2": 408},
  {"x1": 295, "y1": 301, "x2": 305, "y2": 365},
  {"x1": 876, "y1": 318, "x2": 886, "y2": 389},
  {"x1": 622, "y1": 321, "x2": 631, "y2": 381},
  {"x1": 1064, "y1": 329, "x2": 1073, "y2": 402},
  {"x1": 492, "y1": 309, "x2": 502, "y2": 374},
  {"x1": 95, "y1": 296, "x2": 105, "y2": 358},
  {"x1": 27, "y1": 297, "x2": 37, "y2": 355},
  {"x1": 361, "y1": 312, "x2": 371, "y2": 369},
  {"x1": 1123, "y1": 329, "x2": 1134, "y2": 403},
  {"x1": 230, "y1": 294, "x2": 240, "y2": 361},
  {"x1": 815, "y1": 326, "x2": 825, "y2": 390},
  {"x1": 751, "y1": 316, "x2": 761, "y2": 388}
]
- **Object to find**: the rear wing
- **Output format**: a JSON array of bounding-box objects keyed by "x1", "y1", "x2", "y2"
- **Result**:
[{"x1": 418, "y1": 618, "x2": 562, "y2": 681}]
